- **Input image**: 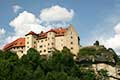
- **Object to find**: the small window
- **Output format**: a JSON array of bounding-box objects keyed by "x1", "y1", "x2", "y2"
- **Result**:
[
  {"x1": 27, "y1": 46, "x2": 29, "y2": 48},
  {"x1": 71, "y1": 47, "x2": 73, "y2": 50},
  {"x1": 71, "y1": 42, "x2": 73, "y2": 44},
  {"x1": 34, "y1": 41, "x2": 36, "y2": 44},
  {"x1": 71, "y1": 36, "x2": 73, "y2": 39},
  {"x1": 45, "y1": 39, "x2": 47, "y2": 41},
  {"x1": 27, "y1": 37, "x2": 29, "y2": 39},
  {"x1": 21, "y1": 47, "x2": 23, "y2": 49},
  {"x1": 27, "y1": 42, "x2": 29, "y2": 44},
  {"x1": 40, "y1": 45, "x2": 42, "y2": 48},
  {"x1": 44, "y1": 50, "x2": 46, "y2": 52},
  {"x1": 40, "y1": 50, "x2": 42, "y2": 53},
  {"x1": 48, "y1": 43, "x2": 50, "y2": 45},
  {"x1": 41, "y1": 40, "x2": 43, "y2": 42},
  {"x1": 48, "y1": 51, "x2": 51, "y2": 53},
  {"x1": 44, "y1": 45, "x2": 46, "y2": 47},
  {"x1": 52, "y1": 37, "x2": 54, "y2": 39},
  {"x1": 51, "y1": 43, "x2": 54, "y2": 45}
]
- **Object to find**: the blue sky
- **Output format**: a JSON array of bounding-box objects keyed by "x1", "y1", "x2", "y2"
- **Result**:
[{"x1": 0, "y1": 0, "x2": 120, "y2": 54}]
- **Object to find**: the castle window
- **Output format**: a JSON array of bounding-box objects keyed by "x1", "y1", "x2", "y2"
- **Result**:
[
  {"x1": 40, "y1": 45, "x2": 42, "y2": 48},
  {"x1": 52, "y1": 37, "x2": 54, "y2": 39},
  {"x1": 40, "y1": 50, "x2": 42, "y2": 53},
  {"x1": 21, "y1": 47, "x2": 23, "y2": 49},
  {"x1": 27, "y1": 42, "x2": 29, "y2": 44},
  {"x1": 71, "y1": 42, "x2": 73, "y2": 44},
  {"x1": 71, "y1": 47, "x2": 73, "y2": 50},
  {"x1": 71, "y1": 36, "x2": 73, "y2": 39},
  {"x1": 51, "y1": 43, "x2": 54, "y2": 45},
  {"x1": 34, "y1": 41, "x2": 36, "y2": 44},
  {"x1": 48, "y1": 51, "x2": 51, "y2": 53},
  {"x1": 44, "y1": 50, "x2": 46, "y2": 52},
  {"x1": 48, "y1": 43, "x2": 50, "y2": 46},
  {"x1": 41, "y1": 40, "x2": 43, "y2": 42}
]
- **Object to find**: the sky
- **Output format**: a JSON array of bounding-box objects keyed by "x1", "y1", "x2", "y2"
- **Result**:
[{"x1": 0, "y1": 0, "x2": 120, "y2": 54}]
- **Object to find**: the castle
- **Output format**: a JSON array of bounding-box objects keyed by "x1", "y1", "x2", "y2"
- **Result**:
[
  {"x1": 3, "y1": 25, "x2": 80, "y2": 58},
  {"x1": 3, "y1": 24, "x2": 120, "y2": 80}
]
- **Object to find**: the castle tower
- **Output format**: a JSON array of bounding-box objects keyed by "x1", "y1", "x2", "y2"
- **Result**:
[
  {"x1": 65, "y1": 24, "x2": 80, "y2": 55},
  {"x1": 47, "y1": 30, "x2": 56, "y2": 54},
  {"x1": 25, "y1": 31, "x2": 38, "y2": 54}
]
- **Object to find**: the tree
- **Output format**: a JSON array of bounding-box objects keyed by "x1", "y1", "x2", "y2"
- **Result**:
[
  {"x1": 80, "y1": 69, "x2": 96, "y2": 80},
  {"x1": 97, "y1": 69, "x2": 109, "y2": 80}
]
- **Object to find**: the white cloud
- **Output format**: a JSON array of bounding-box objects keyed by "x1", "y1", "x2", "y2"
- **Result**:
[
  {"x1": 40, "y1": 5, "x2": 74, "y2": 22},
  {"x1": 0, "y1": 28, "x2": 5, "y2": 35},
  {"x1": 99, "y1": 23, "x2": 120, "y2": 54},
  {"x1": 13, "y1": 5, "x2": 22, "y2": 13},
  {"x1": 1, "y1": 5, "x2": 74, "y2": 49},
  {"x1": 9, "y1": 11, "x2": 50, "y2": 37}
]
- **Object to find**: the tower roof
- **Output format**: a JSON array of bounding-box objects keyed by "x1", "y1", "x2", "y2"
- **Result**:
[
  {"x1": 3, "y1": 38, "x2": 25, "y2": 51},
  {"x1": 25, "y1": 31, "x2": 37, "y2": 36}
]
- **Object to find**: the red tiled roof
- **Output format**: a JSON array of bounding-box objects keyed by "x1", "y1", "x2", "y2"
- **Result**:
[
  {"x1": 3, "y1": 28, "x2": 67, "y2": 50},
  {"x1": 3, "y1": 38, "x2": 25, "y2": 51},
  {"x1": 39, "y1": 28, "x2": 67, "y2": 38},
  {"x1": 25, "y1": 31, "x2": 37, "y2": 36}
]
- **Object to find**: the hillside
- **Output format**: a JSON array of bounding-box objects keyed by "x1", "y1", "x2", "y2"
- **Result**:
[
  {"x1": 76, "y1": 41, "x2": 118, "y2": 66},
  {"x1": 0, "y1": 41, "x2": 120, "y2": 80}
]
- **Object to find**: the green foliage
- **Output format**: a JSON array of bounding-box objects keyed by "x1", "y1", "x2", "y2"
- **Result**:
[
  {"x1": 81, "y1": 69, "x2": 96, "y2": 80},
  {"x1": 78, "y1": 47, "x2": 96, "y2": 56},
  {"x1": 97, "y1": 69, "x2": 109, "y2": 80},
  {"x1": 77, "y1": 45, "x2": 117, "y2": 64},
  {"x1": 0, "y1": 47, "x2": 116, "y2": 80}
]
